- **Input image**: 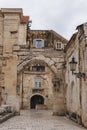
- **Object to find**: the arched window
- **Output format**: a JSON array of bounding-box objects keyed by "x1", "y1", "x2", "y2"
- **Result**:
[{"x1": 34, "y1": 77, "x2": 42, "y2": 88}]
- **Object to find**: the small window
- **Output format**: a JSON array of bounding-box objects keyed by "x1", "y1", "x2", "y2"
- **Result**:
[
  {"x1": 34, "y1": 77, "x2": 42, "y2": 88},
  {"x1": 33, "y1": 39, "x2": 44, "y2": 48},
  {"x1": 56, "y1": 42, "x2": 62, "y2": 49}
]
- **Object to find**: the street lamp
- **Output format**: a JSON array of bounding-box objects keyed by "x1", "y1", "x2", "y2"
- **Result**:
[
  {"x1": 69, "y1": 57, "x2": 77, "y2": 73},
  {"x1": 69, "y1": 57, "x2": 85, "y2": 78},
  {"x1": 28, "y1": 20, "x2": 32, "y2": 27}
]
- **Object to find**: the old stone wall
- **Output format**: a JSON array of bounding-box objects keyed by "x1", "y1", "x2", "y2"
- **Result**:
[
  {"x1": 19, "y1": 24, "x2": 27, "y2": 45},
  {"x1": 0, "y1": 8, "x2": 67, "y2": 117},
  {"x1": 17, "y1": 52, "x2": 65, "y2": 112},
  {"x1": 18, "y1": 66, "x2": 54, "y2": 109},
  {"x1": 0, "y1": 8, "x2": 24, "y2": 112},
  {"x1": 65, "y1": 33, "x2": 80, "y2": 115},
  {"x1": 17, "y1": 28, "x2": 67, "y2": 114},
  {"x1": 3, "y1": 14, "x2": 20, "y2": 55},
  {"x1": 78, "y1": 23, "x2": 87, "y2": 127},
  {"x1": 65, "y1": 23, "x2": 87, "y2": 127},
  {"x1": 0, "y1": 8, "x2": 87, "y2": 128}
]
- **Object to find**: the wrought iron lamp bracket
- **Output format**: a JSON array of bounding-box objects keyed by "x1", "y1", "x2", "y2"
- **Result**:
[{"x1": 72, "y1": 71, "x2": 85, "y2": 78}]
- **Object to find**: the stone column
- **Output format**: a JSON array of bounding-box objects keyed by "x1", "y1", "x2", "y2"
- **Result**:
[{"x1": 52, "y1": 77, "x2": 65, "y2": 116}]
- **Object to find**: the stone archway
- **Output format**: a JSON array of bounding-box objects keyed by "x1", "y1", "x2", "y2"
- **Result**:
[
  {"x1": 30, "y1": 94, "x2": 44, "y2": 109},
  {"x1": 17, "y1": 55, "x2": 58, "y2": 75}
]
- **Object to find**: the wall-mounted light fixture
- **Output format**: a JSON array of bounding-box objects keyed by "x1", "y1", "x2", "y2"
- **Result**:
[
  {"x1": 27, "y1": 20, "x2": 32, "y2": 45},
  {"x1": 28, "y1": 20, "x2": 32, "y2": 27},
  {"x1": 52, "y1": 78, "x2": 62, "y2": 91},
  {"x1": 69, "y1": 57, "x2": 85, "y2": 78}
]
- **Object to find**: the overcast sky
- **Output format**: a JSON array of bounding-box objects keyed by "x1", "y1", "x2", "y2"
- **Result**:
[{"x1": 0, "y1": 0, "x2": 87, "y2": 40}]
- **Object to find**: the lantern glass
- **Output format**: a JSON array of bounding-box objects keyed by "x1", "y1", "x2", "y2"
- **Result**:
[{"x1": 69, "y1": 57, "x2": 77, "y2": 72}]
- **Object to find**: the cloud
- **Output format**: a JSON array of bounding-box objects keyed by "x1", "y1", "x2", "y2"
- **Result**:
[{"x1": 0, "y1": 0, "x2": 87, "y2": 39}]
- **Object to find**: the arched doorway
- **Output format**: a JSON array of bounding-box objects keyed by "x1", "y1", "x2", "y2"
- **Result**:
[{"x1": 30, "y1": 95, "x2": 44, "y2": 109}]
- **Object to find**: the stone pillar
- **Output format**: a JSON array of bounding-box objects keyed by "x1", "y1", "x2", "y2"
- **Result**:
[
  {"x1": 1, "y1": 9, "x2": 23, "y2": 113},
  {"x1": 52, "y1": 77, "x2": 65, "y2": 116},
  {"x1": 3, "y1": 55, "x2": 20, "y2": 113}
]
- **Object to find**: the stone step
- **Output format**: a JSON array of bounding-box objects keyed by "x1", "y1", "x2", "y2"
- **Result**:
[{"x1": 0, "y1": 112, "x2": 15, "y2": 123}]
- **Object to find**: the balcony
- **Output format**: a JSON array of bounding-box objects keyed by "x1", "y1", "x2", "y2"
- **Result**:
[{"x1": 32, "y1": 87, "x2": 44, "y2": 93}]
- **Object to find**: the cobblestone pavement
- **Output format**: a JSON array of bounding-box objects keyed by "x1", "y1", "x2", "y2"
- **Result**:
[{"x1": 0, "y1": 110, "x2": 86, "y2": 130}]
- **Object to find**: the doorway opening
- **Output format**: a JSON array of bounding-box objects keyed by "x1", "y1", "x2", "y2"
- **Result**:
[{"x1": 30, "y1": 95, "x2": 44, "y2": 109}]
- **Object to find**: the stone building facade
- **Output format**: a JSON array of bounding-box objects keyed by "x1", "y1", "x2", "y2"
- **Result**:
[
  {"x1": 0, "y1": 8, "x2": 67, "y2": 116},
  {"x1": 65, "y1": 23, "x2": 87, "y2": 127},
  {"x1": 17, "y1": 29, "x2": 67, "y2": 116},
  {"x1": 0, "y1": 8, "x2": 87, "y2": 128}
]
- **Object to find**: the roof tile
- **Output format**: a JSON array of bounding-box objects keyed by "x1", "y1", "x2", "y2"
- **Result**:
[{"x1": 20, "y1": 16, "x2": 29, "y2": 24}]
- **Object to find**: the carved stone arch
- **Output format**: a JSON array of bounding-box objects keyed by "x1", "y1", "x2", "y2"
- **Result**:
[
  {"x1": 30, "y1": 93, "x2": 45, "y2": 99},
  {"x1": 17, "y1": 55, "x2": 58, "y2": 75}
]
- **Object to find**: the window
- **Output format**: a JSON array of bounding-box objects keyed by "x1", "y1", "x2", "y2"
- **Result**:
[
  {"x1": 56, "y1": 42, "x2": 62, "y2": 49},
  {"x1": 57, "y1": 43, "x2": 61, "y2": 48},
  {"x1": 34, "y1": 77, "x2": 42, "y2": 88},
  {"x1": 33, "y1": 39, "x2": 44, "y2": 48}
]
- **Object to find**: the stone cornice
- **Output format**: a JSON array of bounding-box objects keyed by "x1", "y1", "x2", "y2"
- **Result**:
[{"x1": 0, "y1": 8, "x2": 23, "y2": 18}]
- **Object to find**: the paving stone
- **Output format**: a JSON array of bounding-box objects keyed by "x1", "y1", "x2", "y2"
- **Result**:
[{"x1": 0, "y1": 110, "x2": 86, "y2": 130}]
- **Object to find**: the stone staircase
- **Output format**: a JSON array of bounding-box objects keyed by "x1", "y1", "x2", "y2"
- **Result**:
[{"x1": 0, "y1": 105, "x2": 15, "y2": 123}]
